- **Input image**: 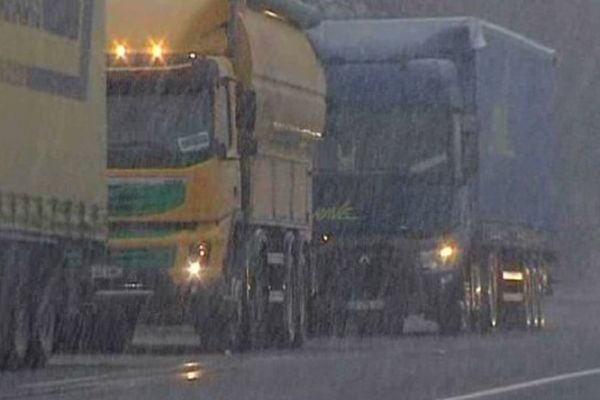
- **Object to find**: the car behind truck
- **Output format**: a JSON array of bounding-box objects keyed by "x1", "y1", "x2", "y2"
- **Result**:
[
  {"x1": 308, "y1": 18, "x2": 557, "y2": 335},
  {"x1": 0, "y1": 0, "x2": 107, "y2": 368},
  {"x1": 102, "y1": 0, "x2": 325, "y2": 351}
]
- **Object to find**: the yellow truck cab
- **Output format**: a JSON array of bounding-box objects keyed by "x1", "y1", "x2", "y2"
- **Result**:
[{"x1": 103, "y1": 0, "x2": 325, "y2": 351}]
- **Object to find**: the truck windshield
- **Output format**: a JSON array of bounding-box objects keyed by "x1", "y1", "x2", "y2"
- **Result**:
[
  {"x1": 107, "y1": 84, "x2": 213, "y2": 169},
  {"x1": 333, "y1": 105, "x2": 453, "y2": 181}
]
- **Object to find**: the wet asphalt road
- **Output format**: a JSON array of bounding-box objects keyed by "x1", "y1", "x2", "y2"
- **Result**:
[{"x1": 2, "y1": 281, "x2": 600, "y2": 400}]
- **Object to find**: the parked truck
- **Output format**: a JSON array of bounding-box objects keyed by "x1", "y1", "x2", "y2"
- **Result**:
[
  {"x1": 0, "y1": 0, "x2": 107, "y2": 368},
  {"x1": 103, "y1": 0, "x2": 325, "y2": 351},
  {"x1": 308, "y1": 18, "x2": 557, "y2": 335}
]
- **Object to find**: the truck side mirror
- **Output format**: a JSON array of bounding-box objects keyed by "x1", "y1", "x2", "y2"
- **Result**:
[
  {"x1": 236, "y1": 88, "x2": 257, "y2": 156},
  {"x1": 239, "y1": 135, "x2": 258, "y2": 156},
  {"x1": 214, "y1": 141, "x2": 227, "y2": 160},
  {"x1": 458, "y1": 113, "x2": 478, "y2": 180},
  {"x1": 236, "y1": 89, "x2": 256, "y2": 132}
]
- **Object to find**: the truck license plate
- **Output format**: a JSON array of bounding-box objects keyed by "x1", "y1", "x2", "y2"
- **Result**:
[{"x1": 91, "y1": 265, "x2": 123, "y2": 279}]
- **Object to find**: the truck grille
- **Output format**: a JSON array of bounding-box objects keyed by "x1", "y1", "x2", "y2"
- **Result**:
[
  {"x1": 110, "y1": 247, "x2": 176, "y2": 270},
  {"x1": 108, "y1": 180, "x2": 186, "y2": 217}
]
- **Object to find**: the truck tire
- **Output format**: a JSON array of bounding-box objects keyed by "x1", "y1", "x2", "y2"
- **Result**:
[
  {"x1": 25, "y1": 303, "x2": 56, "y2": 369},
  {"x1": 0, "y1": 257, "x2": 11, "y2": 369},
  {"x1": 89, "y1": 303, "x2": 135, "y2": 353},
  {"x1": 533, "y1": 270, "x2": 546, "y2": 329},
  {"x1": 439, "y1": 298, "x2": 463, "y2": 335},
  {"x1": 488, "y1": 258, "x2": 500, "y2": 330},
  {"x1": 511, "y1": 303, "x2": 532, "y2": 330},
  {"x1": 384, "y1": 303, "x2": 406, "y2": 336},
  {"x1": 439, "y1": 282, "x2": 465, "y2": 336},
  {"x1": 282, "y1": 234, "x2": 297, "y2": 347},
  {"x1": 247, "y1": 234, "x2": 269, "y2": 350},
  {"x1": 4, "y1": 243, "x2": 33, "y2": 369},
  {"x1": 9, "y1": 306, "x2": 30, "y2": 368},
  {"x1": 468, "y1": 262, "x2": 486, "y2": 333},
  {"x1": 523, "y1": 269, "x2": 535, "y2": 330},
  {"x1": 383, "y1": 279, "x2": 407, "y2": 336},
  {"x1": 225, "y1": 277, "x2": 250, "y2": 352},
  {"x1": 333, "y1": 309, "x2": 347, "y2": 338},
  {"x1": 26, "y1": 247, "x2": 62, "y2": 368},
  {"x1": 477, "y1": 255, "x2": 499, "y2": 333},
  {"x1": 220, "y1": 227, "x2": 250, "y2": 352},
  {"x1": 0, "y1": 243, "x2": 33, "y2": 370},
  {"x1": 290, "y1": 239, "x2": 309, "y2": 348},
  {"x1": 310, "y1": 254, "x2": 334, "y2": 337},
  {"x1": 194, "y1": 293, "x2": 230, "y2": 352}
]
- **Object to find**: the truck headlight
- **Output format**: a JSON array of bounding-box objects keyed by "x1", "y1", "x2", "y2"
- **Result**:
[
  {"x1": 439, "y1": 245, "x2": 455, "y2": 260},
  {"x1": 421, "y1": 243, "x2": 459, "y2": 270},
  {"x1": 187, "y1": 241, "x2": 210, "y2": 281},
  {"x1": 187, "y1": 260, "x2": 201, "y2": 280}
]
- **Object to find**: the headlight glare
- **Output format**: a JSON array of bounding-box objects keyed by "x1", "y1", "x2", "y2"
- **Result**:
[{"x1": 187, "y1": 260, "x2": 201, "y2": 280}]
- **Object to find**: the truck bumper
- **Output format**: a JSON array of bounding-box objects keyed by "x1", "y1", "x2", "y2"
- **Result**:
[{"x1": 93, "y1": 289, "x2": 153, "y2": 301}]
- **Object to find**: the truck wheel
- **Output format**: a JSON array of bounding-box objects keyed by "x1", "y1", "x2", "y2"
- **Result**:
[
  {"x1": 469, "y1": 262, "x2": 487, "y2": 333},
  {"x1": 5, "y1": 244, "x2": 32, "y2": 369},
  {"x1": 290, "y1": 239, "x2": 309, "y2": 348},
  {"x1": 26, "y1": 303, "x2": 56, "y2": 369},
  {"x1": 0, "y1": 244, "x2": 13, "y2": 369},
  {"x1": 9, "y1": 307, "x2": 30, "y2": 368},
  {"x1": 530, "y1": 267, "x2": 545, "y2": 330},
  {"x1": 384, "y1": 304, "x2": 406, "y2": 336},
  {"x1": 535, "y1": 276, "x2": 546, "y2": 329},
  {"x1": 75, "y1": 305, "x2": 97, "y2": 353},
  {"x1": 333, "y1": 310, "x2": 347, "y2": 338},
  {"x1": 222, "y1": 227, "x2": 250, "y2": 352},
  {"x1": 488, "y1": 259, "x2": 500, "y2": 330},
  {"x1": 226, "y1": 278, "x2": 249, "y2": 352},
  {"x1": 26, "y1": 248, "x2": 63, "y2": 368},
  {"x1": 90, "y1": 304, "x2": 132, "y2": 353},
  {"x1": 478, "y1": 256, "x2": 499, "y2": 333},
  {"x1": 513, "y1": 302, "x2": 533, "y2": 330},
  {"x1": 439, "y1": 290, "x2": 464, "y2": 336},
  {"x1": 282, "y1": 234, "x2": 297, "y2": 347},
  {"x1": 534, "y1": 292, "x2": 545, "y2": 329},
  {"x1": 523, "y1": 269, "x2": 535, "y2": 330},
  {"x1": 248, "y1": 238, "x2": 269, "y2": 350},
  {"x1": 310, "y1": 255, "x2": 332, "y2": 337},
  {"x1": 384, "y1": 285, "x2": 407, "y2": 336}
]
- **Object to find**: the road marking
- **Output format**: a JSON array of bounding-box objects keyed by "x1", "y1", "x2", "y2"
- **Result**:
[
  {"x1": 19, "y1": 373, "x2": 115, "y2": 389},
  {"x1": 438, "y1": 367, "x2": 600, "y2": 400}
]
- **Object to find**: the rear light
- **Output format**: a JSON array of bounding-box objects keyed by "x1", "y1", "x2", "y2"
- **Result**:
[{"x1": 502, "y1": 271, "x2": 524, "y2": 281}]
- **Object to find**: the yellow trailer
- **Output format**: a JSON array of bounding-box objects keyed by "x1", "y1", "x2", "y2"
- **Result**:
[
  {"x1": 0, "y1": 0, "x2": 106, "y2": 368},
  {"x1": 104, "y1": 0, "x2": 325, "y2": 350}
]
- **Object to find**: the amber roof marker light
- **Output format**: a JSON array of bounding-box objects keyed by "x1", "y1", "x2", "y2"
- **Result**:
[{"x1": 113, "y1": 42, "x2": 128, "y2": 60}]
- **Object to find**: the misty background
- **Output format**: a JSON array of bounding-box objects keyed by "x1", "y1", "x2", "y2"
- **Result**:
[{"x1": 306, "y1": 0, "x2": 599, "y2": 282}]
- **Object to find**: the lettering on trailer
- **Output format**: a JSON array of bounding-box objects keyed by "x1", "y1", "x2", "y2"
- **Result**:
[
  {"x1": 314, "y1": 200, "x2": 361, "y2": 222},
  {"x1": 0, "y1": 0, "x2": 94, "y2": 100}
]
